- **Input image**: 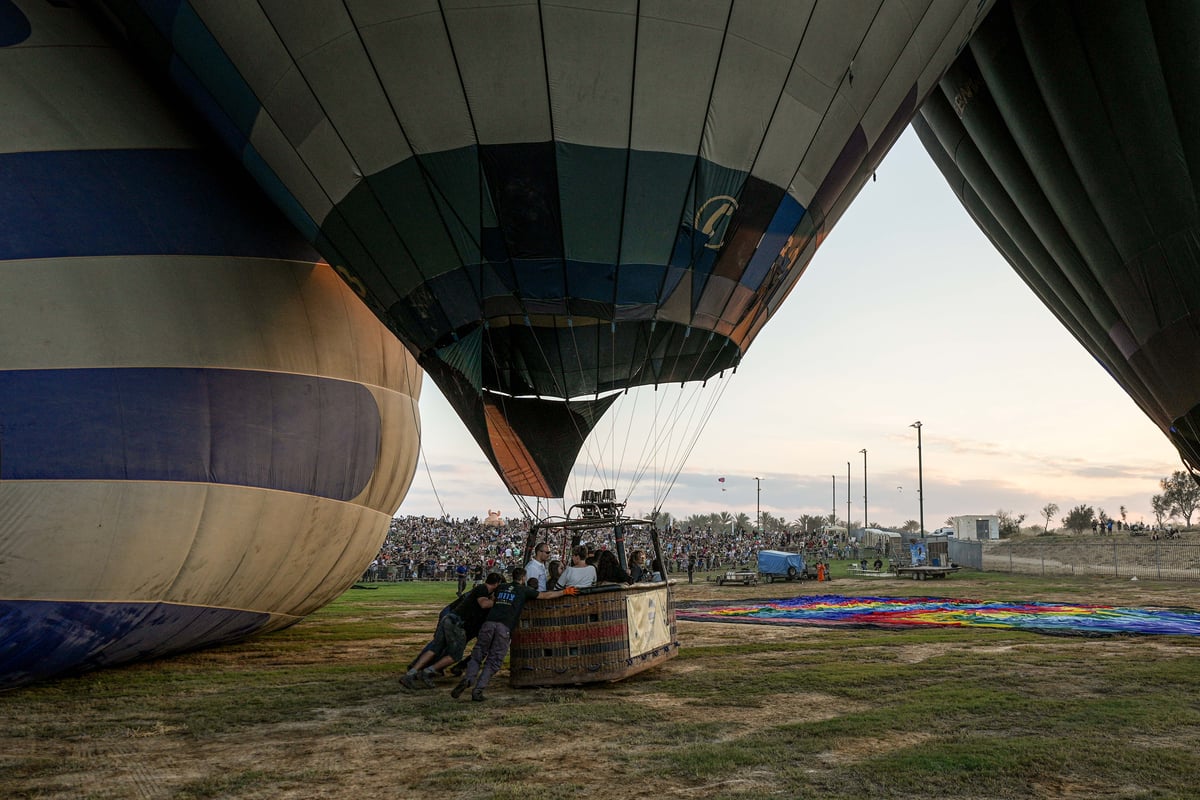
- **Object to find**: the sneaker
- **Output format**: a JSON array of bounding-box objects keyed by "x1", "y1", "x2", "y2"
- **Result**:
[
  {"x1": 449, "y1": 662, "x2": 465, "y2": 677},
  {"x1": 417, "y1": 670, "x2": 436, "y2": 689},
  {"x1": 399, "y1": 672, "x2": 417, "y2": 692},
  {"x1": 471, "y1": 689, "x2": 486, "y2": 702},
  {"x1": 450, "y1": 678, "x2": 470, "y2": 698}
]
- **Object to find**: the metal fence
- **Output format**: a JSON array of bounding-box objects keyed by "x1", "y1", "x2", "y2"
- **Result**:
[
  {"x1": 977, "y1": 540, "x2": 1200, "y2": 581},
  {"x1": 948, "y1": 538, "x2": 984, "y2": 571}
]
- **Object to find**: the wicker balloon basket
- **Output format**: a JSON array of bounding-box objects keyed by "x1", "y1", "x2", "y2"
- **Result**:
[{"x1": 508, "y1": 582, "x2": 679, "y2": 687}]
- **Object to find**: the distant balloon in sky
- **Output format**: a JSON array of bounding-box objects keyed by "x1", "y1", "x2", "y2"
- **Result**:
[
  {"x1": 914, "y1": 0, "x2": 1200, "y2": 473},
  {"x1": 98, "y1": 0, "x2": 994, "y2": 498},
  {"x1": 0, "y1": 1, "x2": 420, "y2": 689}
]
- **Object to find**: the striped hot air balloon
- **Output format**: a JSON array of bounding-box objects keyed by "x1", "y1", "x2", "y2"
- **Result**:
[
  {"x1": 97, "y1": 0, "x2": 994, "y2": 500},
  {"x1": 0, "y1": 0, "x2": 421, "y2": 689}
]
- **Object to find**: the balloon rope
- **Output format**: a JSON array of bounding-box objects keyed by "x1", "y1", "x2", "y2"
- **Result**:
[
  {"x1": 625, "y1": 385, "x2": 679, "y2": 503},
  {"x1": 644, "y1": 328, "x2": 740, "y2": 508},
  {"x1": 407, "y1": 366, "x2": 449, "y2": 518},
  {"x1": 661, "y1": 373, "x2": 734, "y2": 500},
  {"x1": 614, "y1": 385, "x2": 641, "y2": 502},
  {"x1": 416, "y1": 438, "x2": 448, "y2": 520}
]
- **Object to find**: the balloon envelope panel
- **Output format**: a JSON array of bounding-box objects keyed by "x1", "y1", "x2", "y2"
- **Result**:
[
  {"x1": 914, "y1": 0, "x2": 1200, "y2": 468},
  {"x1": 0, "y1": 1, "x2": 420, "y2": 690},
  {"x1": 99, "y1": 0, "x2": 992, "y2": 497}
]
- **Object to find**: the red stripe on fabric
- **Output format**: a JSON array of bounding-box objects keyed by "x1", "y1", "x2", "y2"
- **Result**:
[{"x1": 518, "y1": 623, "x2": 627, "y2": 645}]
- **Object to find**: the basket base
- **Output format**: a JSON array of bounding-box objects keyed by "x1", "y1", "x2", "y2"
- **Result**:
[
  {"x1": 507, "y1": 583, "x2": 679, "y2": 687},
  {"x1": 509, "y1": 640, "x2": 679, "y2": 687}
]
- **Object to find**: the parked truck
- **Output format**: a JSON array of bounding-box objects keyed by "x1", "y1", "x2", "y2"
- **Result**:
[{"x1": 757, "y1": 550, "x2": 808, "y2": 582}]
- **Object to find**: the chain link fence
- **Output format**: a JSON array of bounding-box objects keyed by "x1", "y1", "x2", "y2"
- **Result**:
[{"x1": 973, "y1": 539, "x2": 1200, "y2": 581}]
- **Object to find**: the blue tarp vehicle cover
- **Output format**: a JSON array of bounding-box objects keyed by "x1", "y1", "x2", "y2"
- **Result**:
[{"x1": 757, "y1": 550, "x2": 806, "y2": 577}]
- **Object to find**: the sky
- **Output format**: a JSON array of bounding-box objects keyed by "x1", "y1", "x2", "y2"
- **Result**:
[{"x1": 396, "y1": 126, "x2": 1181, "y2": 531}]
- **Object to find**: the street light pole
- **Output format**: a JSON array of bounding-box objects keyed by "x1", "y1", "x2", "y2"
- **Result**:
[
  {"x1": 846, "y1": 461, "x2": 851, "y2": 531},
  {"x1": 911, "y1": 421, "x2": 924, "y2": 537},
  {"x1": 831, "y1": 474, "x2": 836, "y2": 524},
  {"x1": 859, "y1": 448, "x2": 868, "y2": 529},
  {"x1": 754, "y1": 476, "x2": 762, "y2": 535}
]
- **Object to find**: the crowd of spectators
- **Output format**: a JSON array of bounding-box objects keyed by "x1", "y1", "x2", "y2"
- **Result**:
[{"x1": 362, "y1": 515, "x2": 853, "y2": 582}]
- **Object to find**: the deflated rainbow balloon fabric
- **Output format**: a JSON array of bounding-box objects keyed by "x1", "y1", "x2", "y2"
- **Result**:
[{"x1": 676, "y1": 595, "x2": 1200, "y2": 637}]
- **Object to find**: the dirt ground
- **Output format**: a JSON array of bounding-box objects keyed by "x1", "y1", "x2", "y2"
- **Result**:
[{"x1": 4, "y1": 574, "x2": 1198, "y2": 799}]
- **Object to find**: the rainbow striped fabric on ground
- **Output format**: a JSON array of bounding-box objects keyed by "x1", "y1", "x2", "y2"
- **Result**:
[{"x1": 676, "y1": 595, "x2": 1200, "y2": 637}]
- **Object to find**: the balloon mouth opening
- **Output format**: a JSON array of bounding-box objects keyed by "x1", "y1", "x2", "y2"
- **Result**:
[{"x1": 481, "y1": 386, "x2": 624, "y2": 404}]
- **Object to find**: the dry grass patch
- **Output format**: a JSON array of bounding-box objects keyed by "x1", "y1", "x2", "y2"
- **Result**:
[{"x1": 4, "y1": 573, "x2": 1200, "y2": 799}]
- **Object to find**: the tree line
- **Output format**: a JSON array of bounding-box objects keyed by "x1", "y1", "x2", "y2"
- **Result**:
[
  {"x1": 1035, "y1": 470, "x2": 1200, "y2": 535},
  {"x1": 646, "y1": 509, "x2": 939, "y2": 537},
  {"x1": 643, "y1": 470, "x2": 1200, "y2": 539},
  {"x1": 639, "y1": 510, "x2": 838, "y2": 535}
]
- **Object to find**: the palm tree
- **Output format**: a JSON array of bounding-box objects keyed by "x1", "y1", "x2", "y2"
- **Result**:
[
  {"x1": 794, "y1": 514, "x2": 824, "y2": 534},
  {"x1": 761, "y1": 511, "x2": 790, "y2": 532}
]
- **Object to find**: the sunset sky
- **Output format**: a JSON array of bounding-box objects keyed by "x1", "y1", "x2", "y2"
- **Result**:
[{"x1": 397, "y1": 127, "x2": 1181, "y2": 531}]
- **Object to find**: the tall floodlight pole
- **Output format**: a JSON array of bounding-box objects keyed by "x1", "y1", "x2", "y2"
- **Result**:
[
  {"x1": 911, "y1": 421, "x2": 925, "y2": 537},
  {"x1": 831, "y1": 474, "x2": 836, "y2": 524},
  {"x1": 846, "y1": 461, "x2": 851, "y2": 531},
  {"x1": 859, "y1": 448, "x2": 868, "y2": 529},
  {"x1": 755, "y1": 476, "x2": 762, "y2": 535}
]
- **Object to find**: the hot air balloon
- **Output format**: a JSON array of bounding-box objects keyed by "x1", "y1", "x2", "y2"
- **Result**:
[
  {"x1": 0, "y1": 1, "x2": 421, "y2": 689},
  {"x1": 97, "y1": 0, "x2": 994, "y2": 503},
  {"x1": 914, "y1": 0, "x2": 1200, "y2": 475}
]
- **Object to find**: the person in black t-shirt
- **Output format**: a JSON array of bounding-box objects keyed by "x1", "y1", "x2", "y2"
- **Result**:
[
  {"x1": 401, "y1": 572, "x2": 502, "y2": 690},
  {"x1": 595, "y1": 549, "x2": 633, "y2": 584},
  {"x1": 450, "y1": 567, "x2": 576, "y2": 702}
]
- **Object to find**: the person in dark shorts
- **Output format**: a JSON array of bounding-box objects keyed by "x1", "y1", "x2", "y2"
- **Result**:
[
  {"x1": 450, "y1": 567, "x2": 576, "y2": 702},
  {"x1": 400, "y1": 572, "x2": 502, "y2": 690}
]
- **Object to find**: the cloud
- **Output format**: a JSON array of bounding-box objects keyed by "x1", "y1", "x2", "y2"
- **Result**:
[
  {"x1": 398, "y1": 394, "x2": 1179, "y2": 527},
  {"x1": 921, "y1": 431, "x2": 1175, "y2": 484},
  {"x1": 395, "y1": 446, "x2": 1173, "y2": 529}
]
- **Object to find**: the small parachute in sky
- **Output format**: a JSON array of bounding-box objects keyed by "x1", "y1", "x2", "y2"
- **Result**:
[
  {"x1": 98, "y1": 0, "x2": 994, "y2": 500},
  {"x1": 914, "y1": 0, "x2": 1200, "y2": 474}
]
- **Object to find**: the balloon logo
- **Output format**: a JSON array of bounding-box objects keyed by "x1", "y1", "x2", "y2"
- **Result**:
[
  {"x1": 695, "y1": 195, "x2": 738, "y2": 250},
  {"x1": 331, "y1": 262, "x2": 368, "y2": 300}
]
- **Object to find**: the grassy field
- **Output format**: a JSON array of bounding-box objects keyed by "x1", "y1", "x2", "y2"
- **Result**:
[{"x1": 3, "y1": 567, "x2": 1200, "y2": 799}]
